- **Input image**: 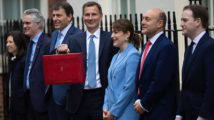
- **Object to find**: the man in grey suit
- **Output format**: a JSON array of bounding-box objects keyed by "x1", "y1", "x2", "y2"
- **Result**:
[{"x1": 45, "y1": 2, "x2": 82, "y2": 120}]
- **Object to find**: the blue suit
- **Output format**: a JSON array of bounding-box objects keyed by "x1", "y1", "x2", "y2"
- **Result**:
[
  {"x1": 103, "y1": 43, "x2": 140, "y2": 120},
  {"x1": 177, "y1": 33, "x2": 214, "y2": 120},
  {"x1": 46, "y1": 25, "x2": 82, "y2": 120},
  {"x1": 9, "y1": 56, "x2": 27, "y2": 120},
  {"x1": 65, "y1": 31, "x2": 117, "y2": 116},
  {"x1": 137, "y1": 33, "x2": 179, "y2": 120},
  {"x1": 24, "y1": 33, "x2": 50, "y2": 118}
]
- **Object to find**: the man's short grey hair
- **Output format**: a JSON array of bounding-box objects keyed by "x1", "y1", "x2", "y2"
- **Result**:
[{"x1": 23, "y1": 8, "x2": 45, "y2": 31}]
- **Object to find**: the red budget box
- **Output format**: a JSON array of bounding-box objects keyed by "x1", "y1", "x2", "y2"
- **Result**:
[{"x1": 42, "y1": 53, "x2": 85, "y2": 85}]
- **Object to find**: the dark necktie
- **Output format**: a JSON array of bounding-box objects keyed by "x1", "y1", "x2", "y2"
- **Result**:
[
  {"x1": 88, "y1": 35, "x2": 96, "y2": 88},
  {"x1": 24, "y1": 40, "x2": 34, "y2": 89},
  {"x1": 186, "y1": 41, "x2": 194, "y2": 61}
]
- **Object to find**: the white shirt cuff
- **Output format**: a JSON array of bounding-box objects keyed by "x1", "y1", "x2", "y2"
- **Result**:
[
  {"x1": 176, "y1": 115, "x2": 183, "y2": 119},
  {"x1": 135, "y1": 99, "x2": 149, "y2": 112}
]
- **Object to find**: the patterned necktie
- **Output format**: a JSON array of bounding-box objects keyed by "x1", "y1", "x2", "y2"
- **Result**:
[
  {"x1": 139, "y1": 40, "x2": 152, "y2": 79},
  {"x1": 88, "y1": 35, "x2": 96, "y2": 88},
  {"x1": 55, "y1": 32, "x2": 62, "y2": 49}
]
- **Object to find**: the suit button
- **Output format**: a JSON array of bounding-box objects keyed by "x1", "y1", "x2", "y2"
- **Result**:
[{"x1": 113, "y1": 76, "x2": 116, "y2": 79}]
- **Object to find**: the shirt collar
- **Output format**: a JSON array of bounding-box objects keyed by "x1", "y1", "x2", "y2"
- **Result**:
[
  {"x1": 32, "y1": 32, "x2": 42, "y2": 43},
  {"x1": 149, "y1": 31, "x2": 164, "y2": 44},
  {"x1": 192, "y1": 31, "x2": 206, "y2": 44},
  {"x1": 59, "y1": 22, "x2": 72, "y2": 37},
  {"x1": 86, "y1": 28, "x2": 100, "y2": 39}
]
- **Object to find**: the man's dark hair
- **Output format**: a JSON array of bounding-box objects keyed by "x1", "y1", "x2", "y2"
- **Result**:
[
  {"x1": 82, "y1": 1, "x2": 103, "y2": 15},
  {"x1": 183, "y1": 5, "x2": 208, "y2": 28},
  {"x1": 158, "y1": 12, "x2": 166, "y2": 29},
  {"x1": 53, "y1": 1, "x2": 74, "y2": 17}
]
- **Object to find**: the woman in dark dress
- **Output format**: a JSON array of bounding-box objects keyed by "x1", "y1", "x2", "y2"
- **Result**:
[{"x1": 6, "y1": 31, "x2": 28, "y2": 120}]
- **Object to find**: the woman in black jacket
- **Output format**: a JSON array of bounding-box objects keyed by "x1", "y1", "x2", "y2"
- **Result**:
[{"x1": 6, "y1": 31, "x2": 28, "y2": 120}]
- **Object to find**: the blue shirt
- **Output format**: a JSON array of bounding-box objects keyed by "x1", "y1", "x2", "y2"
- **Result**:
[{"x1": 26, "y1": 32, "x2": 42, "y2": 89}]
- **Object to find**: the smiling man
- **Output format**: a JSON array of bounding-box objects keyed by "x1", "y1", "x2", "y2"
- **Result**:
[
  {"x1": 45, "y1": 1, "x2": 82, "y2": 120},
  {"x1": 23, "y1": 8, "x2": 50, "y2": 120},
  {"x1": 57, "y1": 1, "x2": 117, "y2": 120},
  {"x1": 134, "y1": 8, "x2": 179, "y2": 120}
]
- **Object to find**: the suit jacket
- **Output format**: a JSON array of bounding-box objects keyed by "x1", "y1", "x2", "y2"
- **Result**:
[
  {"x1": 66, "y1": 31, "x2": 117, "y2": 114},
  {"x1": 177, "y1": 33, "x2": 214, "y2": 120},
  {"x1": 46, "y1": 25, "x2": 82, "y2": 106},
  {"x1": 24, "y1": 33, "x2": 50, "y2": 112},
  {"x1": 9, "y1": 56, "x2": 26, "y2": 114},
  {"x1": 103, "y1": 43, "x2": 140, "y2": 120},
  {"x1": 137, "y1": 33, "x2": 179, "y2": 120}
]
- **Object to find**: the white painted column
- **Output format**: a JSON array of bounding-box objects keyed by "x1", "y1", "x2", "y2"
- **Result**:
[
  {"x1": 0, "y1": 0, "x2": 3, "y2": 21},
  {"x1": 20, "y1": 0, "x2": 23, "y2": 18},
  {"x1": 40, "y1": 0, "x2": 48, "y2": 19},
  {"x1": 209, "y1": 0, "x2": 214, "y2": 37}
]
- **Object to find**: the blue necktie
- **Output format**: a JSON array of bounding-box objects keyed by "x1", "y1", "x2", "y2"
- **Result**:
[
  {"x1": 55, "y1": 32, "x2": 62, "y2": 49},
  {"x1": 88, "y1": 35, "x2": 96, "y2": 88},
  {"x1": 24, "y1": 40, "x2": 34, "y2": 89}
]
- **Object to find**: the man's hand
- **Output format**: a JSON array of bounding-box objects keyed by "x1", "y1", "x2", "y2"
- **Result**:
[
  {"x1": 134, "y1": 99, "x2": 145, "y2": 114},
  {"x1": 175, "y1": 118, "x2": 182, "y2": 120},
  {"x1": 56, "y1": 44, "x2": 70, "y2": 54},
  {"x1": 106, "y1": 112, "x2": 115, "y2": 120},
  {"x1": 103, "y1": 110, "x2": 109, "y2": 120},
  {"x1": 197, "y1": 116, "x2": 206, "y2": 120}
]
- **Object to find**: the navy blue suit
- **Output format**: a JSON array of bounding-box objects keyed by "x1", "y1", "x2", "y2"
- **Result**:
[
  {"x1": 65, "y1": 31, "x2": 117, "y2": 118},
  {"x1": 46, "y1": 25, "x2": 81, "y2": 120},
  {"x1": 177, "y1": 33, "x2": 214, "y2": 120},
  {"x1": 24, "y1": 33, "x2": 50, "y2": 119},
  {"x1": 9, "y1": 56, "x2": 27, "y2": 120},
  {"x1": 137, "y1": 33, "x2": 179, "y2": 120}
]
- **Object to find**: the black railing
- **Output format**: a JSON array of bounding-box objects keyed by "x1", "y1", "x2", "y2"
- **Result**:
[
  {"x1": 189, "y1": 0, "x2": 202, "y2": 5},
  {"x1": 0, "y1": 11, "x2": 214, "y2": 119}
]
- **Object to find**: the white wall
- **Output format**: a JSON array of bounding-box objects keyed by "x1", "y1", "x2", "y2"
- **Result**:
[
  {"x1": 0, "y1": 0, "x2": 2, "y2": 21},
  {"x1": 136, "y1": 0, "x2": 175, "y2": 14},
  {"x1": 67, "y1": 0, "x2": 98, "y2": 18},
  {"x1": 40, "y1": 0, "x2": 48, "y2": 19}
]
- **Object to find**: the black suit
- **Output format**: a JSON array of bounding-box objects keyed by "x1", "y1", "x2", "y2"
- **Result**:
[
  {"x1": 9, "y1": 56, "x2": 27, "y2": 120},
  {"x1": 137, "y1": 34, "x2": 179, "y2": 120},
  {"x1": 66, "y1": 31, "x2": 117, "y2": 119},
  {"x1": 177, "y1": 33, "x2": 214, "y2": 120},
  {"x1": 24, "y1": 33, "x2": 50, "y2": 120}
]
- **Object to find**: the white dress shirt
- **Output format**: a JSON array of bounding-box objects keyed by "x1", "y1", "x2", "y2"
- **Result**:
[{"x1": 84, "y1": 28, "x2": 102, "y2": 89}]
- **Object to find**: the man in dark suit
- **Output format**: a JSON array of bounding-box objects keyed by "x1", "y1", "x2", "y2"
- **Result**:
[
  {"x1": 57, "y1": 1, "x2": 116, "y2": 120},
  {"x1": 175, "y1": 5, "x2": 214, "y2": 120},
  {"x1": 45, "y1": 2, "x2": 82, "y2": 120},
  {"x1": 134, "y1": 8, "x2": 179, "y2": 120},
  {"x1": 23, "y1": 8, "x2": 50, "y2": 120}
]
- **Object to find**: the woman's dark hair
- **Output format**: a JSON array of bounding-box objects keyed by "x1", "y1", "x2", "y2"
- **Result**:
[
  {"x1": 7, "y1": 31, "x2": 27, "y2": 59},
  {"x1": 112, "y1": 19, "x2": 141, "y2": 49}
]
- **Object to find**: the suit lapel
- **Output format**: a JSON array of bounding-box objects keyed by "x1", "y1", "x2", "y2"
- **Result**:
[
  {"x1": 31, "y1": 34, "x2": 43, "y2": 70},
  {"x1": 62, "y1": 25, "x2": 74, "y2": 44},
  {"x1": 112, "y1": 44, "x2": 132, "y2": 72},
  {"x1": 99, "y1": 31, "x2": 106, "y2": 59},
  {"x1": 80, "y1": 32, "x2": 87, "y2": 72},
  {"x1": 50, "y1": 31, "x2": 58, "y2": 52},
  {"x1": 183, "y1": 33, "x2": 208, "y2": 83},
  {"x1": 141, "y1": 34, "x2": 164, "y2": 74}
]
